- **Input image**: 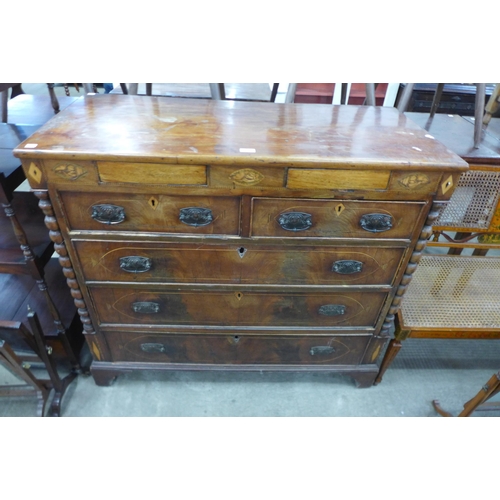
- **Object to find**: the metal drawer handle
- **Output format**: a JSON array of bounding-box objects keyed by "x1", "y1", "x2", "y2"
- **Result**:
[
  {"x1": 91, "y1": 204, "x2": 126, "y2": 224},
  {"x1": 141, "y1": 343, "x2": 167, "y2": 353},
  {"x1": 318, "y1": 304, "x2": 346, "y2": 316},
  {"x1": 310, "y1": 346, "x2": 336, "y2": 356},
  {"x1": 179, "y1": 207, "x2": 213, "y2": 227},
  {"x1": 278, "y1": 212, "x2": 312, "y2": 232},
  {"x1": 359, "y1": 213, "x2": 393, "y2": 233},
  {"x1": 132, "y1": 302, "x2": 160, "y2": 314},
  {"x1": 119, "y1": 256, "x2": 152, "y2": 273},
  {"x1": 332, "y1": 260, "x2": 363, "y2": 274}
]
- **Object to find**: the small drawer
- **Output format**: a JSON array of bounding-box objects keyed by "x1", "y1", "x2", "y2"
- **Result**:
[
  {"x1": 105, "y1": 331, "x2": 374, "y2": 365},
  {"x1": 90, "y1": 287, "x2": 387, "y2": 328},
  {"x1": 251, "y1": 198, "x2": 425, "y2": 239},
  {"x1": 97, "y1": 161, "x2": 207, "y2": 185},
  {"x1": 59, "y1": 191, "x2": 240, "y2": 235},
  {"x1": 75, "y1": 240, "x2": 405, "y2": 286}
]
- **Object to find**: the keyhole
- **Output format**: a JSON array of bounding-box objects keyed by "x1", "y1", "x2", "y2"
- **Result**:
[
  {"x1": 235, "y1": 292, "x2": 243, "y2": 301},
  {"x1": 233, "y1": 335, "x2": 240, "y2": 343},
  {"x1": 148, "y1": 196, "x2": 159, "y2": 210},
  {"x1": 237, "y1": 247, "x2": 247, "y2": 259},
  {"x1": 335, "y1": 203, "x2": 345, "y2": 216}
]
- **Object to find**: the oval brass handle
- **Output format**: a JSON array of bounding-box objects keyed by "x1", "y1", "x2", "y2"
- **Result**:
[
  {"x1": 310, "y1": 346, "x2": 336, "y2": 356},
  {"x1": 359, "y1": 213, "x2": 393, "y2": 233},
  {"x1": 141, "y1": 343, "x2": 167, "y2": 353},
  {"x1": 91, "y1": 204, "x2": 126, "y2": 224},
  {"x1": 179, "y1": 207, "x2": 213, "y2": 227},
  {"x1": 278, "y1": 212, "x2": 312, "y2": 231},
  {"x1": 318, "y1": 304, "x2": 346, "y2": 316},
  {"x1": 132, "y1": 302, "x2": 160, "y2": 314},
  {"x1": 332, "y1": 260, "x2": 363, "y2": 274},
  {"x1": 119, "y1": 256, "x2": 152, "y2": 273}
]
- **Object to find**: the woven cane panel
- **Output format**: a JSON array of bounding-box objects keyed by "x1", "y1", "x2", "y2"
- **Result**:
[
  {"x1": 401, "y1": 255, "x2": 500, "y2": 328},
  {"x1": 435, "y1": 170, "x2": 500, "y2": 229}
]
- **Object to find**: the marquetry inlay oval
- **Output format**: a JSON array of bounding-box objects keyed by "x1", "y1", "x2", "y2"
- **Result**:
[
  {"x1": 229, "y1": 168, "x2": 264, "y2": 186},
  {"x1": 53, "y1": 163, "x2": 88, "y2": 181},
  {"x1": 399, "y1": 173, "x2": 430, "y2": 189}
]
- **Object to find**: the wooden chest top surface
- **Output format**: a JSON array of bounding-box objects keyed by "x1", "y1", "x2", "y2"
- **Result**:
[{"x1": 14, "y1": 95, "x2": 467, "y2": 171}]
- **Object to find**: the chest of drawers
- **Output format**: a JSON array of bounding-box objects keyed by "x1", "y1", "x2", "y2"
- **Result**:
[{"x1": 14, "y1": 96, "x2": 468, "y2": 387}]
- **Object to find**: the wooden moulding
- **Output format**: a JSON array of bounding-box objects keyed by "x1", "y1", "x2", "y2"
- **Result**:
[{"x1": 97, "y1": 162, "x2": 207, "y2": 185}]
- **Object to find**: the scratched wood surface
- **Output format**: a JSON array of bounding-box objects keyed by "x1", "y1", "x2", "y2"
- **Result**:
[{"x1": 14, "y1": 95, "x2": 468, "y2": 171}]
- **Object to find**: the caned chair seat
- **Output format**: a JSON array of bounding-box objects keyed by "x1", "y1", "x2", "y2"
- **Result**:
[{"x1": 401, "y1": 255, "x2": 500, "y2": 332}]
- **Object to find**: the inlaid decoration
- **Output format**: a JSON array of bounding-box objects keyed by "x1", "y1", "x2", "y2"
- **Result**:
[
  {"x1": 53, "y1": 163, "x2": 88, "y2": 181},
  {"x1": 229, "y1": 168, "x2": 264, "y2": 186},
  {"x1": 148, "y1": 196, "x2": 159, "y2": 210},
  {"x1": 28, "y1": 162, "x2": 42, "y2": 183},
  {"x1": 399, "y1": 173, "x2": 430, "y2": 189},
  {"x1": 441, "y1": 175, "x2": 454, "y2": 195}
]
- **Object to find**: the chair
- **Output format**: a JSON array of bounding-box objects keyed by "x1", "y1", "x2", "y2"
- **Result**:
[
  {"x1": 432, "y1": 371, "x2": 500, "y2": 417},
  {"x1": 396, "y1": 83, "x2": 499, "y2": 148},
  {"x1": 0, "y1": 308, "x2": 77, "y2": 416},
  {"x1": 284, "y1": 83, "x2": 378, "y2": 105},
  {"x1": 0, "y1": 181, "x2": 84, "y2": 371},
  {"x1": 120, "y1": 83, "x2": 280, "y2": 102},
  {"x1": 375, "y1": 113, "x2": 500, "y2": 385}
]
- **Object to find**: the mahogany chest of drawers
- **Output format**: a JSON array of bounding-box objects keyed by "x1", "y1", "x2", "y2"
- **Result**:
[{"x1": 14, "y1": 95, "x2": 468, "y2": 387}]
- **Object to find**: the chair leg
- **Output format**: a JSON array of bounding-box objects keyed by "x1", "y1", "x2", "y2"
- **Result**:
[
  {"x1": 1, "y1": 90, "x2": 8, "y2": 123},
  {"x1": 396, "y1": 83, "x2": 415, "y2": 112},
  {"x1": 365, "y1": 83, "x2": 376, "y2": 106},
  {"x1": 270, "y1": 83, "x2": 279, "y2": 103},
  {"x1": 474, "y1": 83, "x2": 486, "y2": 148},
  {"x1": 285, "y1": 83, "x2": 297, "y2": 103},
  {"x1": 46, "y1": 83, "x2": 60, "y2": 113},
  {"x1": 433, "y1": 371, "x2": 500, "y2": 417},
  {"x1": 374, "y1": 339, "x2": 403, "y2": 384},
  {"x1": 429, "y1": 83, "x2": 444, "y2": 117},
  {"x1": 483, "y1": 83, "x2": 500, "y2": 125}
]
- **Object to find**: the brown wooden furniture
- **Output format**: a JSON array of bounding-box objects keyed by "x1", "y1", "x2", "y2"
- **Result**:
[
  {"x1": 0, "y1": 309, "x2": 77, "y2": 416},
  {"x1": 13, "y1": 95, "x2": 467, "y2": 387},
  {"x1": 375, "y1": 113, "x2": 500, "y2": 384},
  {"x1": 432, "y1": 371, "x2": 500, "y2": 417},
  {"x1": 0, "y1": 186, "x2": 82, "y2": 371}
]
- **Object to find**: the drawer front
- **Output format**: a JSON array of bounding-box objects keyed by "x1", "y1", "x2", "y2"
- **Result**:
[
  {"x1": 105, "y1": 331, "x2": 373, "y2": 365},
  {"x1": 75, "y1": 240, "x2": 405, "y2": 286},
  {"x1": 59, "y1": 191, "x2": 240, "y2": 234},
  {"x1": 90, "y1": 288, "x2": 387, "y2": 327},
  {"x1": 251, "y1": 198, "x2": 425, "y2": 239}
]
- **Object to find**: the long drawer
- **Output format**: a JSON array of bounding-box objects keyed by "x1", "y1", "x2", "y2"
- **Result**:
[
  {"x1": 58, "y1": 191, "x2": 240, "y2": 234},
  {"x1": 89, "y1": 287, "x2": 387, "y2": 327},
  {"x1": 104, "y1": 331, "x2": 379, "y2": 365},
  {"x1": 251, "y1": 198, "x2": 425, "y2": 239},
  {"x1": 74, "y1": 240, "x2": 406, "y2": 286}
]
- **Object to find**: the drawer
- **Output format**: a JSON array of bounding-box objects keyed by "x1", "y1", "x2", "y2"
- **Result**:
[
  {"x1": 90, "y1": 287, "x2": 387, "y2": 327},
  {"x1": 104, "y1": 331, "x2": 374, "y2": 365},
  {"x1": 75, "y1": 240, "x2": 405, "y2": 286},
  {"x1": 58, "y1": 191, "x2": 240, "y2": 235},
  {"x1": 251, "y1": 198, "x2": 425, "y2": 239}
]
